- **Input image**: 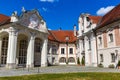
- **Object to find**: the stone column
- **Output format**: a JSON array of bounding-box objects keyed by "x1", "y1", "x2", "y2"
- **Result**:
[
  {"x1": 6, "y1": 27, "x2": 18, "y2": 69},
  {"x1": 26, "y1": 34, "x2": 35, "y2": 68},
  {"x1": 84, "y1": 36, "x2": 89, "y2": 66},
  {"x1": 91, "y1": 33, "x2": 97, "y2": 67},
  {"x1": 41, "y1": 38, "x2": 48, "y2": 67}
]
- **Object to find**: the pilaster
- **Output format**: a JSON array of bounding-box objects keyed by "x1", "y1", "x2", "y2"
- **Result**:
[{"x1": 84, "y1": 36, "x2": 89, "y2": 66}]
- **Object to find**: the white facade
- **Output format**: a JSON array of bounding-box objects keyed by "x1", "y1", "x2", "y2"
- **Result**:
[
  {"x1": 77, "y1": 14, "x2": 98, "y2": 67},
  {"x1": 0, "y1": 10, "x2": 48, "y2": 69}
]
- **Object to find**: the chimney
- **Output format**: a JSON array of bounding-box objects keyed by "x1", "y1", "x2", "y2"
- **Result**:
[{"x1": 74, "y1": 24, "x2": 77, "y2": 36}]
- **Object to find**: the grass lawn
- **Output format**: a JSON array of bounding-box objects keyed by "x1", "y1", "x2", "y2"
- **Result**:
[{"x1": 0, "y1": 72, "x2": 120, "y2": 80}]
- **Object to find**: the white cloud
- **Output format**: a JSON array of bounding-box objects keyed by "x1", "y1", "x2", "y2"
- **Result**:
[
  {"x1": 96, "y1": 6, "x2": 115, "y2": 16},
  {"x1": 40, "y1": 0, "x2": 59, "y2": 3}
]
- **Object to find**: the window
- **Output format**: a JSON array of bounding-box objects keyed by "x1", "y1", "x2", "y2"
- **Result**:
[
  {"x1": 69, "y1": 48, "x2": 73, "y2": 54},
  {"x1": 111, "y1": 53, "x2": 115, "y2": 62},
  {"x1": 1, "y1": 37, "x2": 8, "y2": 64},
  {"x1": 88, "y1": 39, "x2": 91, "y2": 50},
  {"x1": 109, "y1": 34, "x2": 113, "y2": 42},
  {"x1": 61, "y1": 48, "x2": 65, "y2": 54},
  {"x1": 68, "y1": 57, "x2": 75, "y2": 63},
  {"x1": 35, "y1": 38, "x2": 41, "y2": 52},
  {"x1": 52, "y1": 48, "x2": 57, "y2": 55},
  {"x1": 98, "y1": 37, "x2": 102, "y2": 44},
  {"x1": 52, "y1": 45, "x2": 57, "y2": 55},
  {"x1": 100, "y1": 54, "x2": 103, "y2": 62},
  {"x1": 59, "y1": 57, "x2": 66, "y2": 63},
  {"x1": 18, "y1": 40, "x2": 27, "y2": 65}
]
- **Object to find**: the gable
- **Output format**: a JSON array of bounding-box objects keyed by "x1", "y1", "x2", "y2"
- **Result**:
[{"x1": 18, "y1": 10, "x2": 48, "y2": 33}]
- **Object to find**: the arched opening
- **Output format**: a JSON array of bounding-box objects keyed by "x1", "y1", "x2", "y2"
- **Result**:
[
  {"x1": 68, "y1": 57, "x2": 75, "y2": 63},
  {"x1": 17, "y1": 34, "x2": 28, "y2": 67},
  {"x1": 0, "y1": 32, "x2": 9, "y2": 66},
  {"x1": 1, "y1": 37, "x2": 8, "y2": 65},
  {"x1": 34, "y1": 38, "x2": 42, "y2": 67},
  {"x1": 59, "y1": 57, "x2": 66, "y2": 63}
]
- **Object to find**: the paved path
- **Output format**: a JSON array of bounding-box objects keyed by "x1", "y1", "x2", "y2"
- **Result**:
[{"x1": 0, "y1": 66, "x2": 120, "y2": 77}]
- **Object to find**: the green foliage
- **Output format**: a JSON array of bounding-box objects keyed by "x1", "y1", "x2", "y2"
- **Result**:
[
  {"x1": 118, "y1": 60, "x2": 120, "y2": 66},
  {"x1": 1, "y1": 73, "x2": 120, "y2": 80},
  {"x1": 108, "y1": 64, "x2": 115, "y2": 68},
  {"x1": 98, "y1": 63, "x2": 104, "y2": 68},
  {"x1": 81, "y1": 57, "x2": 85, "y2": 65},
  {"x1": 77, "y1": 58, "x2": 80, "y2": 65}
]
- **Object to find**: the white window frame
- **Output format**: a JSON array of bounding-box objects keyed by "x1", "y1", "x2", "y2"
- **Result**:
[{"x1": 60, "y1": 47, "x2": 66, "y2": 54}]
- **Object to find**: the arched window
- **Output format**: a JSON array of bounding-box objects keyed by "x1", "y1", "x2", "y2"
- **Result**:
[
  {"x1": 1, "y1": 37, "x2": 8, "y2": 64},
  {"x1": 35, "y1": 38, "x2": 41, "y2": 52},
  {"x1": 18, "y1": 40, "x2": 27, "y2": 65},
  {"x1": 59, "y1": 57, "x2": 66, "y2": 63},
  {"x1": 68, "y1": 57, "x2": 75, "y2": 63}
]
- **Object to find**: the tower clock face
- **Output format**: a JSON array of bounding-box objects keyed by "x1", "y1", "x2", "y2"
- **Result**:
[{"x1": 29, "y1": 14, "x2": 39, "y2": 28}]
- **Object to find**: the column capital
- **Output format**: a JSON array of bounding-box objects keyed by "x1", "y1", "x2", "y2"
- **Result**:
[{"x1": 8, "y1": 27, "x2": 18, "y2": 36}]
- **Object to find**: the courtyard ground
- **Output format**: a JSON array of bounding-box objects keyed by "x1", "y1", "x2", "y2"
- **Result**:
[{"x1": 0, "y1": 65, "x2": 120, "y2": 77}]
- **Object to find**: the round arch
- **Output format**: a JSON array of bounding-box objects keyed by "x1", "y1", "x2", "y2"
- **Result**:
[
  {"x1": 59, "y1": 57, "x2": 66, "y2": 63},
  {"x1": 68, "y1": 57, "x2": 75, "y2": 63}
]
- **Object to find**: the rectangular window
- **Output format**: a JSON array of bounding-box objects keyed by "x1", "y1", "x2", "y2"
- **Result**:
[
  {"x1": 111, "y1": 53, "x2": 115, "y2": 62},
  {"x1": 88, "y1": 39, "x2": 91, "y2": 50},
  {"x1": 98, "y1": 37, "x2": 102, "y2": 44},
  {"x1": 69, "y1": 48, "x2": 73, "y2": 54},
  {"x1": 61, "y1": 48, "x2": 65, "y2": 54},
  {"x1": 109, "y1": 34, "x2": 113, "y2": 42},
  {"x1": 100, "y1": 54, "x2": 103, "y2": 62},
  {"x1": 52, "y1": 48, "x2": 57, "y2": 55}
]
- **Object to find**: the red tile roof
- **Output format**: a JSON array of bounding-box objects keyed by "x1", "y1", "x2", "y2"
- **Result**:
[
  {"x1": 96, "y1": 4, "x2": 120, "y2": 30},
  {"x1": 48, "y1": 30, "x2": 77, "y2": 43},
  {"x1": 0, "y1": 14, "x2": 10, "y2": 25},
  {"x1": 88, "y1": 16, "x2": 102, "y2": 24}
]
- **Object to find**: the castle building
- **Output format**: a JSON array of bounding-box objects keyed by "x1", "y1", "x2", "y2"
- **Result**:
[
  {"x1": 95, "y1": 4, "x2": 120, "y2": 67},
  {"x1": 77, "y1": 4, "x2": 120, "y2": 67},
  {"x1": 0, "y1": 9, "x2": 77, "y2": 69},
  {"x1": 48, "y1": 28, "x2": 77, "y2": 65},
  {"x1": 77, "y1": 13, "x2": 101, "y2": 67},
  {"x1": 0, "y1": 10, "x2": 48, "y2": 69}
]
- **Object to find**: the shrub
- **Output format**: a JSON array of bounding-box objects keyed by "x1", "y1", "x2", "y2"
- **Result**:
[
  {"x1": 81, "y1": 57, "x2": 85, "y2": 65},
  {"x1": 118, "y1": 60, "x2": 120, "y2": 66},
  {"x1": 98, "y1": 63, "x2": 104, "y2": 68},
  {"x1": 108, "y1": 64, "x2": 115, "y2": 68},
  {"x1": 77, "y1": 58, "x2": 80, "y2": 65}
]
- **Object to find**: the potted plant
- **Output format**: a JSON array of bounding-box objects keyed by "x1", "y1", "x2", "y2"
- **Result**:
[
  {"x1": 77, "y1": 58, "x2": 80, "y2": 66},
  {"x1": 117, "y1": 60, "x2": 120, "y2": 69}
]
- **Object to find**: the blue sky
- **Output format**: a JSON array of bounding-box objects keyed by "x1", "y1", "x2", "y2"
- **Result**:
[{"x1": 0, "y1": 0, "x2": 120, "y2": 30}]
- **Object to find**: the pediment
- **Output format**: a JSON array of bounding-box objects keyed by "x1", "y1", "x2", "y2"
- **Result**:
[{"x1": 18, "y1": 10, "x2": 48, "y2": 33}]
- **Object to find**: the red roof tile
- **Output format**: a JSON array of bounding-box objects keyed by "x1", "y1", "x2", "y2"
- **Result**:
[
  {"x1": 88, "y1": 16, "x2": 102, "y2": 24},
  {"x1": 0, "y1": 14, "x2": 10, "y2": 25},
  {"x1": 96, "y1": 4, "x2": 120, "y2": 30},
  {"x1": 48, "y1": 30, "x2": 77, "y2": 43}
]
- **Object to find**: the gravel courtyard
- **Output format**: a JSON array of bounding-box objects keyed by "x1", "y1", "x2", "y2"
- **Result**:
[{"x1": 0, "y1": 66, "x2": 120, "y2": 77}]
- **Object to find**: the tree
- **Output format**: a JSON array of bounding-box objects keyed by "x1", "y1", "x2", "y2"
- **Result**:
[
  {"x1": 77, "y1": 58, "x2": 80, "y2": 65},
  {"x1": 81, "y1": 56, "x2": 85, "y2": 65}
]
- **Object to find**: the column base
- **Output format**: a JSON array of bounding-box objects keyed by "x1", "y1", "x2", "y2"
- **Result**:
[
  {"x1": 41, "y1": 62, "x2": 47, "y2": 67},
  {"x1": 85, "y1": 62, "x2": 90, "y2": 66},
  {"x1": 92, "y1": 63, "x2": 97, "y2": 67},
  {"x1": 26, "y1": 63, "x2": 34, "y2": 68},
  {"x1": 6, "y1": 63, "x2": 17, "y2": 69}
]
